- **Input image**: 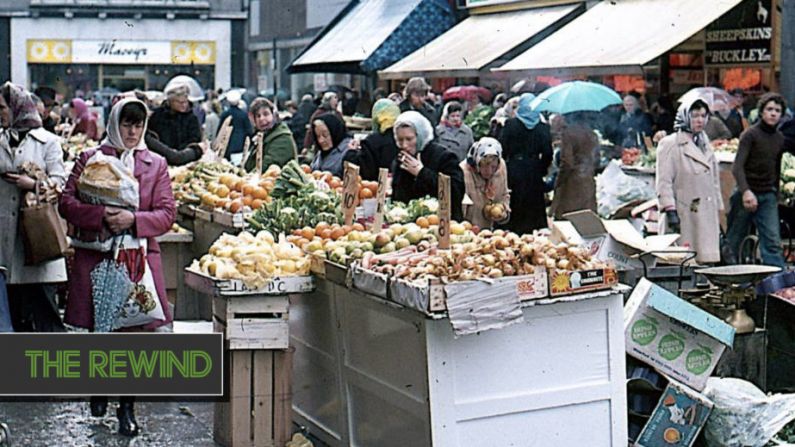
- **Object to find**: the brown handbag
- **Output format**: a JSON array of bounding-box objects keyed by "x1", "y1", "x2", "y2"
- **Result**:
[{"x1": 20, "y1": 181, "x2": 68, "y2": 265}]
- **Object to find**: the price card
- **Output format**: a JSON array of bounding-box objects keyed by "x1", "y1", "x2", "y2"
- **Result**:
[
  {"x1": 255, "y1": 133, "x2": 264, "y2": 176},
  {"x1": 643, "y1": 135, "x2": 654, "y2": 150},
  {"x1": 214, "y1": 116, "x2": 233, "y2": 157},
  {"x1": 342, "y1": 162, "x2": 360, "y2": 226},
  {"x1": 240, "y1": 137, "x2": 251, "y2": 170},
  {"x1": 438, "y1": 173, "x2": 451, "y2": 249},
  {"x1": 371, "y1": 168, "x2": 389, "y2": 231}
]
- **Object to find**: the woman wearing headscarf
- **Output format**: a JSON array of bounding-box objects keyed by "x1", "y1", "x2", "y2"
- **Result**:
[
  {"x1": 60, "y1": 97, "x2": 176, "y2": 437},
  {"x1": 435, "y1": 101, "x2": 474, "y2": 162},
  {"x1": 391, "y1": 111, "x2": 465, "y2": 221},
  {"x1": 244, "y1": 97, "x2": 297, "y2": 172},
  {"x1": 343, "y1": 99, "x2": 400, "y2": 181},
  {"x1": 550, "y1": 113, "x2": 599, "y2": 219},
  {"x1": 499, "y1": 93, "x2": 553, "y2": 234},
  {"x1": 303, "y1": 91, "x2": 344, "y2": 151},
  {"x1": 0, "y1": 82, "x2": 67, "y2": 332},
  {"x1": 656, "y1": 98, "x2": 722, "y2": 264},
  {"x1": 309, "y1": 113, "x2": 351, "y2": 178},
  {"x1": 490, "y1": 96, "x2": 520, "y2": 140},
  {"x1": 461, "y1": 137, "x2": 510, "y2": 229},
  {"x1": 69, "y1": 97, "x2": 99, "y2": 140}
]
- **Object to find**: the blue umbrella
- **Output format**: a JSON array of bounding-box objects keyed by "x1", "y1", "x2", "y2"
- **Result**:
[{"x1": 530, "y1": 81, "x2": 622, "y2": 114}]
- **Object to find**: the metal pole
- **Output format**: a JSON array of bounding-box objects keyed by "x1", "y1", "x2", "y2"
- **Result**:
[{"x1": 780, "y1": 0, "x2": 795, "y2": 103}]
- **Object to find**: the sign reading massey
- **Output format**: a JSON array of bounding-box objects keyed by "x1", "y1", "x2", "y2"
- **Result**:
[{"x1": 705, "y1": 0, "x2": 772, "y2": 65}]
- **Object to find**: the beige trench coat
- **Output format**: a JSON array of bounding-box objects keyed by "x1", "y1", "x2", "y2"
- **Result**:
[
  {"x1": 656, "y1": 131, "x2": 723, "y2": 263},
  {"x1": 460, "y1": 159, "x2": 510, "y2": 229},
  {"x1": 0, "y1": 127, "x2": 67, "y2": 284}
]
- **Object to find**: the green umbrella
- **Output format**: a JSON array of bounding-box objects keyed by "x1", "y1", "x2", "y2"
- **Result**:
[{"x1": 530, "y1": 81, "x2": 622, "y2": 114}]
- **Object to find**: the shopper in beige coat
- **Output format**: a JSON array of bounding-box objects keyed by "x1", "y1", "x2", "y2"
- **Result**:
[
  {"x1": 656, "y1": 99, "x2": 723, "y2": 263},
  {"x1": 461, "y1": 137, "x2": 510, "y2": 229}
]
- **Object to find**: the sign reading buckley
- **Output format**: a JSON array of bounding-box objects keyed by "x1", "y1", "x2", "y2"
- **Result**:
[
  {"x1": 705, "y1": 0, "x2": 772, "y2": 65},
  {"x1": 0, "y1": 334, "x2": 223, "y2": 396}
]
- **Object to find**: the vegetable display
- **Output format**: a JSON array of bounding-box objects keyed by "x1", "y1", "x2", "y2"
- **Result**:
[
  {"x1": 781, "y1": 153, "x2": 795, "y2": 204},
  {"x1": 386, "y1": 197, "x2": 440, "y2": 224},
  {"x1": 247, "y1": 187, "x2": 342, "y2": 235},
  {"x1": 190, "y1": 231, "x2": 310, "y2": 289}
]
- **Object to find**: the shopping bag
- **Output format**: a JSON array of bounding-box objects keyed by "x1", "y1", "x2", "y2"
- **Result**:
[
  {"x1": 20, "y1": 181, "x2": 68, "y2": 265},
  {"x1": 77, "y1": 150, "x2": 139, "y2": 209},
  {"x1": 113, "y1": 240, "x2": 165, "y2": 329}
]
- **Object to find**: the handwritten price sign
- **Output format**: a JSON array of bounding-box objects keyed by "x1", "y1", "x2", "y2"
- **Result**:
[
  {"x1": 342, "y1": 162, "x2": 360, "y2": 226},
  {"x1": 438, "y1": 173, "x2": 451, "y2": 249}
]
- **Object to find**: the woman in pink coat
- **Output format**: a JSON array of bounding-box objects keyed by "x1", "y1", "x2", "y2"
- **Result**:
[{"x1": 59, "y1": 97, "x2": 175, "y2": 437}]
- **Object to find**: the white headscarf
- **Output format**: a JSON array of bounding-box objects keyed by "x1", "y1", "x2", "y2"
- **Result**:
[
  {"x1": 103, "y1": 97, "x2": 149, "y2": 173},
  {"x1": 394, "y1": 111, "x2": 434, "y2": 152}
]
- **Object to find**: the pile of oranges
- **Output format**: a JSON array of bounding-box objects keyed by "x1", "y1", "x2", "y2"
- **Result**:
[
  {"x1": 301, "y1": 164, "x2": 380, "y2": 201},
  {"x1": 288, "y1": 221, "x2": 367, "y2": 247},
  {"x1": 200, "y1": 172, "x2": 278, "y2": 213}
]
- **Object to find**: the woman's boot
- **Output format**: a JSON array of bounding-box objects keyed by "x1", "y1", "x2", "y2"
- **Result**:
[
  {"x1": 89, "y1": 396, "x2": 108, "y2": 417},
  {"x1": 117, "y1": 396, "x2": 139, "y2": 437}
]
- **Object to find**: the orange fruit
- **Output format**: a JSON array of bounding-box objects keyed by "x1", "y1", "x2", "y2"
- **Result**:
[
  {"x1": 416, "y1": 217, "x2": 430, "y2": 228},
  {"x1": 366, "y1": 181, "x2": 379, "y2": 195},
  {"x1": 253, "y1": 187, "x2": 269, "y2": 200},
  {"x1": 352, "y1": 223, "x2": 365, "y2": 232},
  {"x1": 330, "y1": 228, "x2": 345, "y2": 240},
  {"x1": 229, "y1": 200, "x2": 243, "y2": 213},
  {"x1": 232, "y1": 180, "x2": 244, "y2": 192},
  {"x1": 301, "y1": 164, "x2": 312, "y2": 174},
  {"x1": 242, "y1": 196, "x2": 253, "y2": 207},
  {"x1": 316, "y1": 221, "x2": 330, "y2": 233},
  {"x1": 229, "y1": 191, "x2": 242, "y2": 200},
  {"x1": 342, "y1": 225, "x2": 353, "y2": 235},
  {"x1": 427, "y1": 214, "x2": 439, "y2": 225},
  {"x1": 330, "y1": 178, "x2": 342, "y2": 189},
  {"x1": 242, "y1": 184, "x2": 256, "y2": 196},
  {"x1": 320, "y1": 229, "x2": 333, "y2": 240},
  {"x1": 359, "y1": 188, "x2": 374, "y2": 199},
  {"x1": 301, "y1": 227, "x2": 315, "y2": 240},
  {"x1": 251, "y1": 199, "x2": 264, "y2": 209},
  {"x1": 216, "y1": 185, "x2": 230, "y2": 198}
]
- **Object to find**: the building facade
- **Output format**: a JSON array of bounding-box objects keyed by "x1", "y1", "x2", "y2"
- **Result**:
[{"x1": 1, "y1": 0, "x2": 247, "y2": 96}]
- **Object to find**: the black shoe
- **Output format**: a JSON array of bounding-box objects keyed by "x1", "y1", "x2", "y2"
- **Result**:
[
  {"x1": 117, "y1": 398, "x2": 139, "y2": 437},
  {"x1": 90, "y1": 396, "x2": 108, "y2": 417}
]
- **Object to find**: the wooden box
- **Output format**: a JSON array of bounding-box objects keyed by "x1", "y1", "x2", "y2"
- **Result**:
[
  {"x1": 213, "y1": 295, "x2": 289, "y2": 350},
  {"x1": 214, "y1": 348, "x2": 293, "y2": 447}
]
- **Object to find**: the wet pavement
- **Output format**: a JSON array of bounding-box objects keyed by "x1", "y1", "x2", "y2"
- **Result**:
[{"x1": 0, "y1": 397, "x2": 221, "y2": 446}]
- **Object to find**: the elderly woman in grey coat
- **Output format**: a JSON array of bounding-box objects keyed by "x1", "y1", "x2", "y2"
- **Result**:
[
  {"x1": 435, "y1": 101, "x2": 474, "y2": 162},
  {"x1": 0, "y1": 82, "x2": 67, "y2": 331},
  {"x1": 656, "y1": 98, "x2": 723, "y2": 264}
]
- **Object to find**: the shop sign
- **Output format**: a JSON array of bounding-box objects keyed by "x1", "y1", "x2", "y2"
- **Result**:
[
  {"x1": 27, "y1": 39, "x2": 216, "y2": 65},
  {"x1": 705, "y1": 0, "x2": 772, "y2": 65}
]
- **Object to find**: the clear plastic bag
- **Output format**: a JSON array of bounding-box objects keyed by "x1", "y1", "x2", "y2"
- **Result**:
[
  {"x1": 702, "y1": 377, "x2": 795, "y2": 447},
  {"x1": 596, "y1": 160, "x2": 654, "y2": 217},
  {"x1": 77, "y1": 151, "x2": 139, "y2": 209}
]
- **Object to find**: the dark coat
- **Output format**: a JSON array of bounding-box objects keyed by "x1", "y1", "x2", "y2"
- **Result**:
[
  {"x1": 218, "y1": 106, "x2": 253, "y2": 156},
  {"x1": 391, "y1": 141, "x2": 464, "y2": 221},
  {"x1": 618, "y1": 110, "x2": 653, "y2": 148},
  {"x1": 343, "y1": 128, "x2": 399, "y2": 181},
  {"x1": 145, "y1": 130, "x2": 202, "y2": 166},
  {"x1": 499, "y1": 117, "x2": 553, "y2": 234},
  {"x1": 303, "y1": 107, "x2": 344, "y2": 150},
  {"x1": 399, "y1": 99, "x2": 439, "y2": 127},
  {"x1": 147, "y1": 105, "x2": 202, "y2": 151}
]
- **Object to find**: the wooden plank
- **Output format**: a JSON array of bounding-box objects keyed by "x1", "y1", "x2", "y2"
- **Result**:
[
  {"x1": 230, "y1": 350, "x2": 253, "y2": 446},
  {"x1": 226, "y1": 319, "x2": 289, "y2": 350},
  {"x1": 213, "y1": 347, "x2": 231, "y2": 446},
  {"x1": 342, "y1": 162, "x2": 360, "y2": 226},
  {"x1": 252, "y1": 350, "x2": 275, "y2": 446},
  {"x1": 273, "y1": 348, "x2": 294, "y2": 447},
  {"x1": 213, "y1": 297, "x2": 228, "y2": 323},
  {"x1": 438, "y1": 173, "x2": 451, "y2": 249},
  {"x1": 227, "y1": 296, "x2": 289, "y2": 316}
]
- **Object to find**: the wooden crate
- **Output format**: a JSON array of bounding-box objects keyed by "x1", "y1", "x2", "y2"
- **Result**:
[
  {"x1": 213, "y1": 295, "x2": 289, "y2": 350},
  {"x1": 214, "y1": 348, "x2": 293, "y2": 447}
]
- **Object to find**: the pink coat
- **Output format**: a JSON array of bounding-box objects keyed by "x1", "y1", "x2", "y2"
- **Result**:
[{"x1": 59, "y1": 145, "x2": 176, "y2": 330}]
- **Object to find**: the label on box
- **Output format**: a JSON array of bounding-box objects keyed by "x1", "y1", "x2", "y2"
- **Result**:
[
  {"x1": 549, "y1": 268, "x2": 617, "y2": 296},
  {"x1": 636, "y1": 381, "x2": 713, "y2": 447},
  {"x1": 515, "y1": 267, "x2": 549, "y2": 300}
]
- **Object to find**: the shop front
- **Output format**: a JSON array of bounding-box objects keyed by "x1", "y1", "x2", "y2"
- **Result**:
[{"x1": 11, "y1": 17, "x2": 231, "y2": 96}]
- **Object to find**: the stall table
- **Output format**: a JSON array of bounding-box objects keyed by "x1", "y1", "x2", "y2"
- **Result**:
[{"x1": 290, "y1": 278, "x2": 628, "y2": 447}]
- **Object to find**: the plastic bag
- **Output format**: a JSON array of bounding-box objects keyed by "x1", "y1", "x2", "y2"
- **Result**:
[
  {"x1": 596, "y1": 160, "x2": 654, "y2": 218},
  {"x1": 77, "y1": 151, "x2": 139, "y2": 209},
  {"x1": 702, "y1": 377, "x2": 795, "y2": 447}
]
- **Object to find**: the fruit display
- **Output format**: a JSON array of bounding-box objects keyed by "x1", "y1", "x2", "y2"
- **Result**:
[
  {"x1": 62, "y1": 135, "x2": 99, "y2": 161},
  {"x1": 385, "y1": 197, "x2": 440, "y2": 224},
  {"x1": 190, "y1": 230, "x2": 310, "y2": 289},
  {"x1": 171, "y1": 161, "x2": 277, "y2": 213},
  {"x1": 247, "y1": 187, "x2": 342, "y2": 235},
  {"x1": 274, "y1": 161, "x2": 379, "y2": 201},
  {"x1": 781, "y1": 153, "x2": 795, "y2": 203},
  {"x1": 362, "y1": 230, "x2": 609, "y2": 282},
  {"x1": 713, "y1": 138, "x2": 739, "y2": 153}
]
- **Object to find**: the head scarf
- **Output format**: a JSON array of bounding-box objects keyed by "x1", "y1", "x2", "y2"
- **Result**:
[
  {"x1": 321, "y1": 91, "x2": 337, "y2": 108},
  {"x1": 674, "y1": 98, "x2": 710, "y2": 151},
  {"x1": 371, "y1": 99, "x2": 400, "y2": 134},
  {"x1": 441, "y1": 102, "x2": 463, "y2": 128},
  {"x1": 103, "y1": 98, "x2": 149, "y2": 175},
  {"x1": 516, "y1": 93, "x2": 540, "y2": 130},
  {"x1": 0, "y1": 82, "x2": 42, "y2": 135},
  {"x1": 394, "y1": 111, "x2": 434, "y2": 152},
  {"x1": 467, "y1": 137, "x2": 502, "y2": 168},
  {"x1": 312, "y1": 113, "x2": 347, "y2": 150},
  {"x1": 70, "y1": 97, "x2": 92, "y2": 123}
]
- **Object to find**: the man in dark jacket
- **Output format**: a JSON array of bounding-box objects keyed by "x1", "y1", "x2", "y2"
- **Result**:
[
  {"x1": 399, "y1": 77, "x2": 438, "y2": 127},
  {"x1": 217, "y1": 90, "x2": 253, "y2": 163},
  {"x1": 344, "y1": 98, "x2": 400, "y2": 181},
  {"x1": 147, "y1": 84, "x2": 202, "y2": 151}
]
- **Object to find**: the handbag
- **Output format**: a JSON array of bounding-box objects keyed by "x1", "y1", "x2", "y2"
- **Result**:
[{"x1": 20, "y1": 181, "x2": 68, "y2": 265}]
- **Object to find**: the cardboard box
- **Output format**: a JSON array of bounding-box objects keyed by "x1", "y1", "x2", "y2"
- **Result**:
[
  {"x1": 549, "y1": 268, "x2": 618, "y2": 297},
  {"x1": 635, "y1": 380, "x2": 713, "y2": 447},
  {"x1": 552, "y1": 210, "x2": 680, "y2": 271},
  {"x1": 625, "y1": 278, "x2": 735, "y2": 391}
]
